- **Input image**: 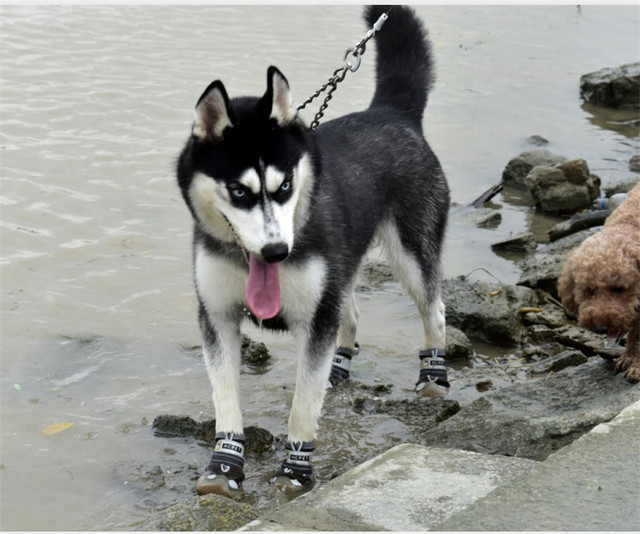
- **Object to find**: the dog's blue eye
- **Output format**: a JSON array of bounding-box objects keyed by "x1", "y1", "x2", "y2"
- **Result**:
[
  {"x1": 230, "y1": 188, "x2": 246, "y2": 199},
  {"x1": 280, "y1": 180, "x2": 291, "y2": 193}
]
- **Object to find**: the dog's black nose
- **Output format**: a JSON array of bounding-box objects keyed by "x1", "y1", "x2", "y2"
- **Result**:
[
  {"x1": 261, "y1": 242, "x2": 289, "y2": 263},
  {"x1": 594, "y1": 325, "x2": 608, "y2": 335}
]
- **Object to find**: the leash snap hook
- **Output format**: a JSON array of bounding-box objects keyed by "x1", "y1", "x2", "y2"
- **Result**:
[{"x1": 342, "y1": 46, "x2": 362, "y2": 72}]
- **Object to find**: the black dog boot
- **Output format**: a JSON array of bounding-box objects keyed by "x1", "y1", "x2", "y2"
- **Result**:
[
  {"x1": 415, "y1": 349, "x2": 450, "y2": 397},
  {"x1": 271, "y1": 439, "x2": 315, "y2": 491},
  {"x1": 196, "y1": 432, "x2": 245, "y2": 498},
  {"x1": 327, "y1": 346, "x2": 354, "y2": 387}
]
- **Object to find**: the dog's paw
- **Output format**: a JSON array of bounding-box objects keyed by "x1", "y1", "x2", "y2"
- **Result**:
[{"x1": 614, "y1": 353, "x2": 640, "y2": 383}]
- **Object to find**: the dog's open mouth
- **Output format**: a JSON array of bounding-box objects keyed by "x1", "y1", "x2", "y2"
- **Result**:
[
  {"x1": 604, "y1": 329, "x2": 623, "y2": 349},
  {"x1": 246, "y1": 254, "x2": 281, "y2": 320}
]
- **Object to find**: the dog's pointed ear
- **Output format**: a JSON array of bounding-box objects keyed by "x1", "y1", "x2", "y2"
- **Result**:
[
  {"x1": 193, "y1": 80, "x2": 234, "y2": 141},
  {"x1": 265, "y1": 66, "x2": 295, "y2": 126}
]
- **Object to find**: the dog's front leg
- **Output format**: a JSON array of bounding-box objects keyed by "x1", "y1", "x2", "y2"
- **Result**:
[
  {"x1": 274, "y1": 314, "x2": 337, "y2": 490},
  {"x1": 195, "y1": 306, "x2": 246, "y2": 497}
]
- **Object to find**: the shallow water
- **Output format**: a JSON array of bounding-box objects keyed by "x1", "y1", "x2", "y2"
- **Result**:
[{"x1": 1, "y1": 5, "x2": 638, "y2": 530}]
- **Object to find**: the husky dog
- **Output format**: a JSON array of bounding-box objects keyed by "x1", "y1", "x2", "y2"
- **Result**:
[{"x1": 176, "y1": 5, "x2": 450, "y2": 497}]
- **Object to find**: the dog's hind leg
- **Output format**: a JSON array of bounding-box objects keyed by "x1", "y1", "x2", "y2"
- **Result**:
[
  {"x1": 328, "y1": 278, "x2": 361, "y2": 387},
  {"x1": 195, "y1": 308, "x2": 247, "y2": 498},
  {"x1": 379, "y1": 219, "x2": 449, "y2": 397}
]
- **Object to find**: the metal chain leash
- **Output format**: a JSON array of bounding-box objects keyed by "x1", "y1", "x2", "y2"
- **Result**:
[{"x1": 296, "y1": 11, "x2": 390, "y2": 130}]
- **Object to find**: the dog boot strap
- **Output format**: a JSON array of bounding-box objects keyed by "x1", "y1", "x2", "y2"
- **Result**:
[
  {"x1": 328, "y1": 347, "x2": 353, "y2": 387},
  {"x1": 417, "y1": 349, "x2": 450, "y2": 388},
  {"x1": 272, "y1": 439, "x2": 315, "y2": 487},
  {"x1": 205, "y1": 432, "x2": 246, "y2": 485}
]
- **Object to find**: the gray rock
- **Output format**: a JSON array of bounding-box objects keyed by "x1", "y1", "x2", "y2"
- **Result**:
[
  {"x1": 442, "y1": 278, "x2": 537, "y2": 345},
  {"x1": 550, "y1": 324, "x2": 624, "y2": 360},
  {"x1": 529, "y1": 349, "x2": 588, "y2": 374},
  {"x1": 241, "y1": 334, "x2": 271, "y2": 366},
  {"x1": 435, "y1": 401, "x2": 640, "y2": 531},
  {"x1": 527, "y1": 134, "x2": 549, "y2": 146},
  {"x1": 456, "y1": 206, "x2": 502, "y2": 229},
  {"x1": 517, "y1": 228, "x2": 598, "y2": 295},
  {"x1": 138, "y1": 494, "x2": 258, "y2": 531},
  {"x1": 580, "y1": 62, "x2": 640, "y2": 109},
  {"x1": 152, "y1": 415, "x2": 275, "y2": 453},
  {"x1": 491, "y1": 231, "x2": 537, "y2": 254},
  {"x1": 521, "y1": 305, "x2": 567, "y2": 329},
  {"x1": 446, "y1": 325, "x2": 474, "y2": 360},
  {"x1": 524, "y1": 159, "x2": 601, "y2": 215},
  {"x1": 358, "y1": 259, "x2": 394, "y2": 290},
  {"x1": 418, "y1": 358, "x2": 640, "y2": 460},
  {"x1": 630, "y1": 155, "x2": 640, "y2": 173},
  {"x1": 502, "y1": 149, "x2": 566, "y2": 189},
  {"x1": 603, "y1": 177, "x2": 640, "y2": 196}
]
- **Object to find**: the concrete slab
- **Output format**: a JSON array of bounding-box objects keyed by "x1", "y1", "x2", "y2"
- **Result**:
[
  {"x1": 240, "y1": 444, "x2": 536, "y2": 531},
  {"x1": 436, "y1": 399, "x2": 640, "y2": 531}
]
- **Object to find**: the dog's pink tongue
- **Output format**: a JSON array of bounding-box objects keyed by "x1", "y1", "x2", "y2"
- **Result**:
[{"x1": 246, "y1": 255, "x2": 281, "y2": 320}]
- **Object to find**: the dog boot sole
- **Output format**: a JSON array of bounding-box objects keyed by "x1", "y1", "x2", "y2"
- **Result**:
[
  {"x1": 272, "y1": 474, "x2": 314, "y2": 494},
  {"x1": 416, "y1": 381, "x2": 450, "y2": 398},
  {"x1": 196, "y1": 474, "x2": 243, "y2": 499}
]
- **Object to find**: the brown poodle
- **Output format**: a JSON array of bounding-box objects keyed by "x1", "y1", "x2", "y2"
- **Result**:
[{"x1": 558, "y1": 183, "x2": 640, "y2": 382}]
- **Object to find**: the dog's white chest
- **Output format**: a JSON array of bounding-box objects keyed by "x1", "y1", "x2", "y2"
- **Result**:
[{"x1": 195, "y1": 245, "x2": 326, "y2": 326}]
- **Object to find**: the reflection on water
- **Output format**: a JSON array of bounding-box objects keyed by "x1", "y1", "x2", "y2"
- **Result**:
[{"x1": 1, "y1": 4, "x2": 638, "y2": 530}]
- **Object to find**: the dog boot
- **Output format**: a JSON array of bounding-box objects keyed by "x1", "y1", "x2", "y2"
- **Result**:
[
  {"x1": 415, "y1": 349, "x2": 450, "y2": 397},
  {"x1": 196, "y1": 432, "x2": 245, "y2": 498},
  {"x1": 271, "y1": 439, "x2": 315, "y2": 492},
  {"x1": 327, "y1": 346, "x2": 354, "y2": 387}
]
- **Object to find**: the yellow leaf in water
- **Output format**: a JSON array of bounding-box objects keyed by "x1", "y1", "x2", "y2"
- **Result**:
[{"x1": 42, "y1": 422, "x2": 75, "y2": 436}]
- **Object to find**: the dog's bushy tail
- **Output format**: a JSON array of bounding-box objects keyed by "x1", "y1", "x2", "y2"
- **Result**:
[{"x1": 365, "y1": 5, "x2": 435, "y2": 127}]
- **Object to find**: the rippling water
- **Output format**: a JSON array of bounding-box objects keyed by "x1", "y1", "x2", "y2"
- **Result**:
[{"x1": 1, "y1": 5, "x2": 638, "y2": 530}]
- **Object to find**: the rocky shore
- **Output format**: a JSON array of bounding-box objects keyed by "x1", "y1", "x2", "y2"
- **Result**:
[{"x1": 133, "y1": 66, "x2": 639, "y2": 531}]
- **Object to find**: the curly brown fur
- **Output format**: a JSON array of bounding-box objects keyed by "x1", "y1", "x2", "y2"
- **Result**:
[{"x1": 558, "y1": 184, "x2": 640, "y2": 382}]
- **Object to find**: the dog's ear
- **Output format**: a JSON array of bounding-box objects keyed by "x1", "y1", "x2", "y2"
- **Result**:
[
  {"x1": 264, "y1": 66, "x2": 295, "y2": 126},
  {"x1": 557, "y1": 253, "x2": 578, "y2": 317},
  {"x1": 193, "y1": 80, "x2": 234, "y2": 141}
]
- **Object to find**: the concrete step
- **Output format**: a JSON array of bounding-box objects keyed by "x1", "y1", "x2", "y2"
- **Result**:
[
  {"x1": 240, "y1": 399, "x2": 640, "y2": 531},
  {"x1": 240, "y1": 444, "x2": 537, "y2": 531},
  {"x1": 435, "y1": 399, "x2": 640, "y2": 531}
]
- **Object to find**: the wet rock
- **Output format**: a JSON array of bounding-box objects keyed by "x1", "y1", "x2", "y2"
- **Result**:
[
  {"x1": 524, "y1": 159, "x2": 601, "y2": 215},
  {"x1": 442, "y1": 278, "x2": 537, "y2": 345},
  {"x1": 521, "y1": 305, "x2": 566, "y2": 329},
  {"x1": 603, "y1": 177, "x2": 640, "y2": 196},
  {"x1": 529, "y1": 349, "x2": 588, "y2": 375},
  {"x1": 550, "y1": 324, "x2": 624, "y2": 360},
  {"x1": 457, "y1": 207, "x2": 502, "y2": 229},
  {"x1": 359, "y1": 260, "x2": 394, "y2": 290},
  {"x1": 137, "y1": 494, "x2": 258, "y2": 531},
  {"x1": 153, "y1": 415, "x2": 217, "y2": 442},
  {"x1": 580, "y1": 62, "x2": 640, "y2": 109},
  {"x1": 446, "y1": 326, "x2": 474, "y2": 360},
  {"x1": 517, "y1": 228, "x2": 598, "y2": 296},
  {"x1": 372, "y1": 398, "x2": 461, "y2": 434},
  {"x1": 419, "y1": 358, "x2": 640, "y2": 460},
  {"x1": 527, "y1": 134, "x2": 549, "y2": 146},
  {"x1": 491, "y1": 231, "x2": 537, "y2": 254},
  {"x1": 630, "y1": 155, "x2": 640, "y2": 173},
  {"x1": 152, "y1": 415, "x2": 274, "y2": 453},
  {"x1": 502, "y1": 149, "x2": 566, "y2": 189},
  {"x1": 241, "y1": 335, "x2": 271, "y2": 366}
]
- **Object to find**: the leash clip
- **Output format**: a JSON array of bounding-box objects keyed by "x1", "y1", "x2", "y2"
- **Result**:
[{"x1": 342, "y1": 46, "x2": 362, "y2": 72}]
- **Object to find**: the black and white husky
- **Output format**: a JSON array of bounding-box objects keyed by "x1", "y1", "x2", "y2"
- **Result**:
[{"x1": 177, "y1": 5, "x2": 450, "y2": 497}]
